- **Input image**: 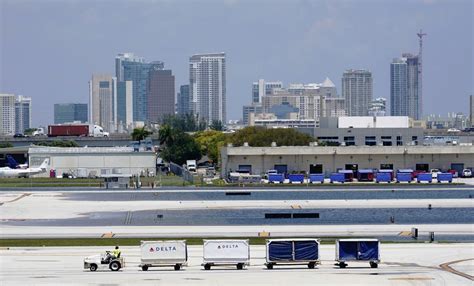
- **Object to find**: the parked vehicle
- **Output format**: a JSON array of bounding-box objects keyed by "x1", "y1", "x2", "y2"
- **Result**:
[
  {"x1": 202, "y1": 239, "x2": 250, "y2": 270},
  {"x1": 48, "y1": 124, "x2": 109, "y2": 137},
  {"x1": 430, "y1": 169, "x2": 441, "y2": 179},
  {"x1": 13, "y1": 133, "x2": 26, "y2": 138},
  {"x1": 139, "y1": 240, "x2": 187, "y2": 271},
  {"x1": 83, "y1": 252, "x2": 124, "y2": 272},
  {"x1": 462, "y1": 169, "x2": 472, "y2": 178},
  {"x1": 186, "y1": 160, "x2": 197, "y2": 173},
  {"x1": 447, "y1": 169, "x2": 458, "y2": 178},
  {"x1": 265, "y1": 239, "x2": 320, "y2": 269},
  {"x1": 335, "y1": 239, "x2": 380, "y2": 268}
]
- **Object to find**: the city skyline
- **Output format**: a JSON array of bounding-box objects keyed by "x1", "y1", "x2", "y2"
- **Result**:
[{"x1": 1, "y1": 0, "x2": 472, "y2": 127}]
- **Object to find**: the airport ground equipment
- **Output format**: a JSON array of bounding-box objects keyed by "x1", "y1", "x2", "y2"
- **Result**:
[
  {"x1": 330, "y1": 173, "x2": 345, "y2": 183},
  {"x1": 437, "y1": 173, "x2": 453, "y2": 183},
  {"x1": 288, "y1": 174, "x2": 305, "y2": 184},
  {"x1": 268, "y1": 174, "x2": 284, "y2": 184},
  {"x1": 396, "y1": 172, "x2": 413, "y2": 183},
  {"x1": 417, "y1": 173, "x2": 433, "y2": 183},
  {"x1": 265, "y1": 239, "x2": 320, "y2": 269},
  {"x1": 337, "y1": 170, "x2": 354, "y2": 182},
  {"x1": 335, "y1": 239, "x2": 380, "y2": 268},
  {"x1": 202, "y1": 239, "x2": 250, "y2": 270},
  {"x1": 83, "y1": 252, "x2": 124, "y2": 272},
  {"x1": 309, "y1": 174, "x2": 324, "y2": 184},
  {"x1": 139, "y1": 240, "x2": 188, "y2": 271},
  {"x1": 357, "y1": 169, "x2": 374, "y2": 181},
  {"x1": 376, "y1": 172, "x2": 392, "y2": 183}
]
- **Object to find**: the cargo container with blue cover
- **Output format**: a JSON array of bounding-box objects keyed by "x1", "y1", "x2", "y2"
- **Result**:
[
  {"x1": 265, "y1": 239, "x2": 320, "y2": 269},
  {"x1": 335, "y1": 239, "x2": 380, "y2": 268},
  {"x1": 309, "y1": 174, "x2": 324, "y2": 184},
  {"x1": 437, "y1": 173, "x2": 453, "y2": 183},
  {"x1": 288, "y1": 174, "x2": 305, "y2": 184}
]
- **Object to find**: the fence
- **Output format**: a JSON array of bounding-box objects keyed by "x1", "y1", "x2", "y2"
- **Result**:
[{"x1": 169, "y1": 161, "x2": 194, "y2": 184}]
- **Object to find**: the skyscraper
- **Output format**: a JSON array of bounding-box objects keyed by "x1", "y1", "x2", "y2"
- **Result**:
[
  {"x1": 177, "y1": 85, "x2": 190, "y2": 115},
  {"x1": 252, "y1": 80, "x2": 283, "y2": 103},
  {"x1": 0, "y1": 94, "x2": 16, "y2": 135},
  {"x1": 115, "y1": 53, "x2": 164, "y2": 122},
  {"x1": 342, "y1": 69, "x2": 373, "y2": 116},
  {"x1": 147, "y1": 70, "x2": 175, "y2": 122},
  {"x1": 54, "y1": 103, "x2": 88, "y2": 124},
  {"x1": 89, "y1": 74, "x2": 117, "y2": 131},
  {"x1": 15, "y1": 95, "x2": 32, "y2": 134},
  {"x1": 470, "y1": 95, "x2": 473, "y2": 127},
  {"x1": 189, "y1": 53, "x2": 226, "y2": 124},
  {"x1": 368, "y1": 98, "x2": 387, "y2": 116},
  {"x1": 116, "y1": 81, "x2": 133, "y2": 128},
  {"x1": 390, "y1": 54, "x2": 421, "y2": 119}
]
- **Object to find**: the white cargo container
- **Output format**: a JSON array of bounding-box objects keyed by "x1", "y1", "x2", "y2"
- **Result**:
[
  {"x1": 139, "y1": 240, "x2": 188, "y2": 271},
  {"x1": 202, "y1": 239, "x2": 250, "y2": 270}
]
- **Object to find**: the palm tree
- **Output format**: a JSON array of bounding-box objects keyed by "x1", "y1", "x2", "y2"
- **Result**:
[{"x1": 131, "y1": 127, "x2": 152, "y2": 141}]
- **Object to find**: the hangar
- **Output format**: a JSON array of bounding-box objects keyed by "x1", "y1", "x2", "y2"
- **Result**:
[
  {"x1": 28, "y1": 147, "x2": 156, "y2": 178},
  {"x1": 220, "y1": 145, "x2": 474, "y2": 177}
]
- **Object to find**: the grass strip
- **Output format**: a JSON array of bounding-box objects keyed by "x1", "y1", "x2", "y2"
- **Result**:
[{"x1": 0, "y1": 237, "x2": 448, "y2": 247}]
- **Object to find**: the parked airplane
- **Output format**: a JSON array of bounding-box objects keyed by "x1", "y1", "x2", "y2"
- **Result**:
[
  {"x1": 0, "y1": 158, "x2": 49, "y2": 178},
  {"x1": 6, "y1": 155, "x2": 28, "y2": 169}
]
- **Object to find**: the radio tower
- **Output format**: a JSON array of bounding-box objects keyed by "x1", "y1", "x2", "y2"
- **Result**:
[{"x1": 417, "y1": 29, "x2": 427, "y2": 119}]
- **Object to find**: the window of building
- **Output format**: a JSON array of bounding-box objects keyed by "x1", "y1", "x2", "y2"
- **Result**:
[
  {"x1": 343, "y1": 136, "x2": 355, "y2": 146},
  {"x1": 365, "y1": 136, "x2": 376, "y2": 146},
  {"x1": 99, "y1": 81, "x2": 110, "y2": 88}
]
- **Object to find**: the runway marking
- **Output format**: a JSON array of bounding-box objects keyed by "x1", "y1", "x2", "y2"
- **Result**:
[
  {"x1": 439, "y1": 258, "x2": 474, "y2": 281},
  {"x1": 398, "y1": 231, "x2": 412, "y2": 236},
  {"x1": 101, "y1": 232, "x2": 115, "y2": 238},
  {"x1": 0, "y1": 193, "x2": 31, "y2": 205},
  {"x1": 388, "y1": 277, "x2": 434, "y2": 280}
]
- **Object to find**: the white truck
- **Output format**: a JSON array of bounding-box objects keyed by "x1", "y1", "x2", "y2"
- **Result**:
[
  {"x1": 202, "y1": 239, "x2": 250, "y2": 270},
  {"x1": 186, "y1": 160, "x2": 197, "y2": 173},
  {"x1": 139, "y1": 240, "x2": 188, "y2": 271},
  {"x1": 32, "y1": 127, "x2": 45, "y2": 136}
]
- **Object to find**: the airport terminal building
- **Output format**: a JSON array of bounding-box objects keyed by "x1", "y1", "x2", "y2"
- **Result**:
[
  {"x1": 28, "y1": 147, "x2": 156, "y2": 178},
  {"x1": 221, "y1": 145, "x2": 474, "y2": 177}
]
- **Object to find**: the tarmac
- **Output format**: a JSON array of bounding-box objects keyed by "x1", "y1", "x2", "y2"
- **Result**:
[{"x1": 0, "y1": 244, "x2": 472, "y2": 285}]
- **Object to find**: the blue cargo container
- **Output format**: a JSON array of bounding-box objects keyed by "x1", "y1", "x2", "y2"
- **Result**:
[
  {"x1": 357, "y1": 169, "x2": 374, "y2": 181},
  {"x1": 396, "y1": 172, "x2": 412, "y2": 183},
  {"x1": 309, "y1": 174, "x2": 324, "y2": 184},
  {"x1": 265, "y1": 239, "x2": 320, "y2": 269},
  {"x1": 288, "y1": 174, "x2": 305, "y2": 184},
  {"x1": 330, "y1": 173, "x2": 345, "y2": 183},
  {"x1": 417, "y1": 173, "x2": 432, "y2": 183},
  {"x1": 376, "y1": 172, "x2": 392, "y2": 183},
  {"x1": 437, "y1": 173, "x2": 453, "y2": 183},
  {"x1": 337, "y1": 170, "x2": 354, "y2": 182},
  {"x1": 268, "y1": 174, "x2": 284, "y2": 184},
  {"x1": 336, "y1": 239, "x2": 380, "y2": 268}
]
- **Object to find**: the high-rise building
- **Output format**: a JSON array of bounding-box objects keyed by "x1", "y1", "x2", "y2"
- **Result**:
[
  {"x1": 342, "y1": 69, "x2": 373, "y2": 116},
  {"x1": 368, "y1": 98, "x2": 387, "y2": 116},
  {"x1": 89, "y1": 74, "x2": 117, "y2": 131},
  {"x1": 15, "y1": 95, "x2": 32, "y2": 134},
  {"x1": 177, "y1": 85, "x2": 190, "y2": 115},
  {"x1": 470, "y1": 95, "x2": 473, "y2": 127},
  {"x1": 252, "y1": 80, "x2": 283, "y2": 103},
  {"x1": 115, "y1": 53, "x2": 164, "y2": 122},
  {"x1": 323, "y1": 97, "x2": 346, "y2": 117},
  {"x1": 242, "y1": 104, "x2": 263, "y2": 125},
  {"x1": 0, "y1": 94, "x2": 16, "y2": 135},
  {"x1": 189, "y1": 53, "x2": 226, "y2": 124},
  {"x1": 147, "y1": 70, "x2": 175, "y2": 122},
  {"x1": 390, "y1": 54, "x2": 421, "y2": 120},
  {"x1": 390, "y1": 29, "x2": 425, "y2": 121},
  {"x1": 116, "y1": 81, "x2": 133, "y2": 128},
  {"x1": 54, "y1": 103, "x2": 88, "y2": 124}
]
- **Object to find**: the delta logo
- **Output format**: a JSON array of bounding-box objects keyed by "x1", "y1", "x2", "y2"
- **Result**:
[{"x1": 149, "y1": 246, "x2": 177, "y2": 252}]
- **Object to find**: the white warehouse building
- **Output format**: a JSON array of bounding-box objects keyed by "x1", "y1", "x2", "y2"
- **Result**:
[{"x1": 28, "y1": 147, "x2": 156, "y2": 178}]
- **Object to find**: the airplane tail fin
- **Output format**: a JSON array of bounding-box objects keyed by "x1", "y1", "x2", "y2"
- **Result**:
[
  {"x1": 6, "y1": 155, "x2": 19, "y2": 169},
  {"x1": 39, "y1": 158, "x2": 50, "y2": 170}
]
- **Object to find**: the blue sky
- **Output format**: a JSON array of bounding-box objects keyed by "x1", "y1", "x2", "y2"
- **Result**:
[{"x1": 1, "y1": 0, "x2": 472, "y2": 126}]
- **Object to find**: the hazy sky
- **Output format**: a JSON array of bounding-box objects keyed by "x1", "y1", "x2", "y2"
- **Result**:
[{"x1": 1, "y1": 0, "x2": 472, "y2": 126}]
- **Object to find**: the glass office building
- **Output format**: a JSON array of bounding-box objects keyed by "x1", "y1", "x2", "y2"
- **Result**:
[{"x1": 54, "y1": 103, "x2": 88, "y2": 124}]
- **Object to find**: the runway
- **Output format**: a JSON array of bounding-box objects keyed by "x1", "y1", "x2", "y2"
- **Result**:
[{"x1": 0, "y1": 244, "x2": 472, "y2": 285}]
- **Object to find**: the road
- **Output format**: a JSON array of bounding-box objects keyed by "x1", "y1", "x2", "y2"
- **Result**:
[{"x1": 0, "y1": 244, "x2": 472, "y2": 286}]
